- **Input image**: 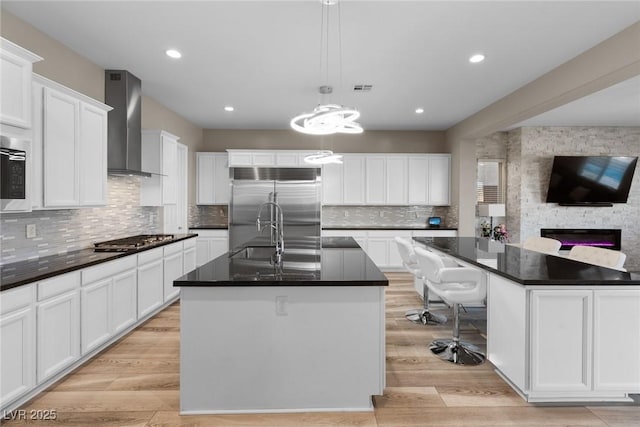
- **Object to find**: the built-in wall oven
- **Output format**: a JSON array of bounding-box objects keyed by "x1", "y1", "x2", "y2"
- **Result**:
[{"x1": 1, "y1": 135, "x2": 31, "y2": 212}]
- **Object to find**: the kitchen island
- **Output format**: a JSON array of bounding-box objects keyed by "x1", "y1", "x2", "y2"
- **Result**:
[
  {"x1": 174, "y1": 237, "x2": 387, "y2": 414},
  {"x1": 414, "y1": 237, "x2": 640, "y2": 404}
]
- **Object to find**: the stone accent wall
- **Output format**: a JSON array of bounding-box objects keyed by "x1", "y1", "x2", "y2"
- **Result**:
[
  {"x1": 507, "y1": 126, "x2": 640, "y2": 271},
  {"x1": 1, "y1": 176, "x2": 161, "y2": 264}
]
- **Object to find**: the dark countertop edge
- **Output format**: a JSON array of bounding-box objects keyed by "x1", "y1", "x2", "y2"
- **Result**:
[
  {"x1": 188, "y1": 225, "x2": 228, "y2": 229},
  {"x1": 1, "y1": 234, "x2": 198, "y2": 292},
  {"x1": 175, "y1": 279, "x2": 389, "y2": 287},
  {"x1": 322, "y1": 226, "x2": 458, "y2": 230},
  {"x1": 416, "y1": 238, "x2": 640, "y2": 286}
]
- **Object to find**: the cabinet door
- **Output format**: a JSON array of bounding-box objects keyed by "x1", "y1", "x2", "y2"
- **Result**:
[
  {"x1": 322, "y1": 162, "x2": 343, "y2": 204},
  {"x1": 343, "y1": 155, "x2": 365, "y2": 204},
  {"x1": 530, "y1": 290, "x2": 592, "y2": 392},
  {"x1": 593, "y1": 290, "x2": 640, "y2": 391},
  {"x1": 428, "y1": 155, "x2": 450, "y2": 205},
  {"x1": 162, "y1": 135, "x2": 177, "y2": 204},
  {"x1": 408, "y1": 156, "x2": 429, "y2": 204},
  {"x1": 195, "y1": 238, "x2": 210, "y2": 267},
  {"x1": 386, "y1": 156, "x2": 408, "y2": 205},
  {"x1": 79, "y1": 103, "x2": 107, "y2": 206},
  {"x1": 0, "y1": 307, "x2": 35, "y2": 406},
  {"x1": 209, "y1": 237, "x2": 228, "y2": 262},
  {"x1": 196, "y1": 153, "x2": 215, "y2": 204},
  {"x1": 31, "y1": 81, "x2": 44, "y2": 209},
  {"x1": 183, "y1": 247, "x2": 197, "y2": 274},
  {"x1": 80, "y1": 279, "x2": 111, "y2": 355},
  {"x1": 112, "y1": 269, "x2": 137, "y2": 335},
  {"x1": 366, "y1": 237, "x2": 389, "y2": 268},
  {"x1": 163, "y1": 251, "x2": 183, "y2": 302},
  {"x1": 0, "y1": 47, "x2": 33, "y2": 128},
  {"x1": 137, "y1": 259, "x2": 164, "y2": 318},
  {"x1": 37, "y1": 291, "x2": 80, "y2": 382},
  {"x1": 365, "y1": 156, "x2": 386, "y2": 204},
  {"x1": 213, "y1": 154, "x2": 230, "y2": 203},
  {"x1": 44, "y1": 87, "x2": 80, "y2": 207}
]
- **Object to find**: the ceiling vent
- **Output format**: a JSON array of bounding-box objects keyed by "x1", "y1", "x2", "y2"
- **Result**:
[{"x1": 353, "y1": 84, "x2": 373, "y2": 92}]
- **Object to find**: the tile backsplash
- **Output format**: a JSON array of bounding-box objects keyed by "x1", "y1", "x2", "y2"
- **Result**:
[
  {"x1": 322, "y1": 205, "x2": 453, "y2": 228},
  {"x1": 1, "y1": 176, "x2": 161, "y2": 265}
]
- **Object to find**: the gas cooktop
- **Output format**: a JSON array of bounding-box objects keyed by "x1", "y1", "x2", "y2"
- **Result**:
[{"x1": 93, "y1": 234, "x2": 175, "y2": 252}]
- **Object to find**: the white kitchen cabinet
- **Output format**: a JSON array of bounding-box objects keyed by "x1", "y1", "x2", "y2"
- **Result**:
[
  {"x1": 32, "y1": 74, "x2": 110, "y2": 209},
  {"x1": 322, "y1": 229, "x2": 412, "y2": 270},
  {"x1": 36, "y1": 272, "x2": 80, "y2": 383},
  {"x1": 428, "y1": 155, "x2": 451, "y2": 205},
  {"x1": 0, "y1": 284, "x2": 36, "y2": 408},
  {"x1": 366, "y1": 236, "x2": 389, "y2": 267},
  {"x1": 183, "y1": 237, "x2": 197, "y2": 274},
  {"x1": 0, "y1": 38, "x2": 42, "y2": 128},
  {"x1": 343, "y1": 155, "x2": 366, "y2": 204},
  {"x1": 137, "y1": 247, "x2": 164, "y2": 318},
  {"x1": 80, "y1": 256, "x2": 137, "y2": 354},
  {"x1": 386, "y1": 156, "x2": 408, "y2": 204},
  {"x1": 189, "y1": 229, "x2": 228, "y2": 267},
  {"x1": 141, "y1": 130, "x2": 179, "y2": 206},
  {"x1": 592, "y1": 290, "x2": 640, "y2": 391},
  {"x1": 227, "y1": 149, "x2": 317, "y2": 167},
  {"x1": 408, "y1": 156, "x2": 429, "y2": 204},
  {"x1": 365, "y1": 156, "x2": 386, "y2": 204},
  {"x1": 163, "y1": 242, "x2": 183, "y2": 302},
  {"x1": 322, "y1": 161, "x2": 343, "y2": 204},
  {"x1": 78, "y1": 103, "x2": 108, "y2": 206},
  {"x1": 196, "y1": 152, "x2": 230, "y2": 205}
]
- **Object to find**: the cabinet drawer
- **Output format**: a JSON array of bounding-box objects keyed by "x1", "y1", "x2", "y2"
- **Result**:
[
  {"x1": 163, "y1": 241, "x2": 183, "y2": 256},
  {"x1": 37, "y1": 271, "x2": 80, "y2": 301},
  {"x1": 183, "y1": 237, "x2": 197, "y2": 249},
  {"x1": 1, "y1": 284, "x2": 35, "y2": 315},
  {"x1": 137, "y1": 247, "x2": 164, "y2": 265},
  {"x1": 82, "y1": 256, "x2": 137, "y2": 285}
]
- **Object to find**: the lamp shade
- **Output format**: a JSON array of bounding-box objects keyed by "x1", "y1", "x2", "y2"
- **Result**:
[{"x1": 478, "y1": 203, "x2": 506, "y2": 217}]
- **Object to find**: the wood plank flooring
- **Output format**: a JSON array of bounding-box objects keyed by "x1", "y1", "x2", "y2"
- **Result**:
[{"x1": 4, "y1": 272, "x2": 638, "y2": 426}]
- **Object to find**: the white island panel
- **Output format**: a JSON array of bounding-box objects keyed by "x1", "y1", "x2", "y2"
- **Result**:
[{"x1": 180, "y1": 285, "x2": 385, "y2": 414}]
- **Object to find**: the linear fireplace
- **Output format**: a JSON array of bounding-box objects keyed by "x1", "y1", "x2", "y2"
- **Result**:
[{"x1": 540, "y1": 228, "x2": 622, "y2": 251}]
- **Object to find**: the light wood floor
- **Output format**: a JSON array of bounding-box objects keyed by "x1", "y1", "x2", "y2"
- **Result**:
[{"x1": 4, "y1": 272, "x2": 638, "y2": 426}]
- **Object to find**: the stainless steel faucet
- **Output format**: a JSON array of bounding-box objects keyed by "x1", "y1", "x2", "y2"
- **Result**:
[{"x1": 256, "y1": 195, "x2": 285, "y2": 264}]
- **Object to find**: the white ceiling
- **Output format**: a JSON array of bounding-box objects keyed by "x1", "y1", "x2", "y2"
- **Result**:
[{"x1": 3, "y1": 1, "x2": 640, "y2": 132}]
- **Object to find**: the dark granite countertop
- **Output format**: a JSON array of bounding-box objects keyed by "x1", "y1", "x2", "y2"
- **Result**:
[
  {"x1": 414, "y1": 237, "x2": 640, "y2": 285},
  {"x1": 175, "y1": 236, "x2": 388, "y2": 287},
  {"x1": 188, "y1": 225, "x2": 228, "y2": 229},
  {"x1": 322, "y1": 225, "x2": 458, "y2": 230},
  {"x1": 1, "y1": 234, "x2": 198, "y2": 292}
]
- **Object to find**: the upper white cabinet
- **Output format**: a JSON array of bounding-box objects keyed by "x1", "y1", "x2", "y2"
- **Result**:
[
  {"x1": 31, "y1": 74, "x2": 110, "y2": 209},
  {"x1": 141, "y1": 130, "x2": 178, "y2": 206},
  {"x1": 227, "y1": 149, "x2": 317, "y2": 168},
  {"x1": 196, "y1": 152, "x2": 230, "y2": 205},
  {"x1": 0, "y1": 38, "x2": 42, "y2": 129},
  {"x1": 323, "y1": 153, "x2": 450, "y2": 206}
]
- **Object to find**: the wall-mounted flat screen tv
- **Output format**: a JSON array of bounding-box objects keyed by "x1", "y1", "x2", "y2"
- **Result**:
[{"x1": 546, "y1": 156, "x2": 638, "y2": 204}]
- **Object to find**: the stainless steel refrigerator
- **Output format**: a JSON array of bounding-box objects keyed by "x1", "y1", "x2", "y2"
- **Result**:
[{"x1": 229, "y1": 167, "x2": 321, "y2": 251}]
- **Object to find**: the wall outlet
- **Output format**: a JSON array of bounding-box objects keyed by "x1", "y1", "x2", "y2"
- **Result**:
[
  {"x1": 275, "y1": 296, "x2": 288, "y2": 316},
  {"x1": 344, "y1": 211, "x2": 349, "y2": 217},
  {"x1": 26, "y1": 224, "x2": 36, "y2": 238},
  {"x1": 379, "y1": 211, "x2": 384, "y2": 218}
]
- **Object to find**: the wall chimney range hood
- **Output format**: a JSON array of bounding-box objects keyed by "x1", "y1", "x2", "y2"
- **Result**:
[{"x1": 105, "y1": 70, "x2": 151, "y2": 177}]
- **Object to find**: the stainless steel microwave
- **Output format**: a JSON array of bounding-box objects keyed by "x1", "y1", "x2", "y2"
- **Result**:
[{"x1": 1, "y1": 135, "x2": 32, "y2": 212}]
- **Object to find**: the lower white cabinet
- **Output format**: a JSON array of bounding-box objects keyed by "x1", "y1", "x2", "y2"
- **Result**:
[
  {"x1": 36, "y1": 272, "x2": 81, "y2": 383},
  {"x1": 80, "y1": 256, "x2": 137, "y2": 354},
  {"x1": 183, "y1": 237, "x2": 197, "y2": 274},
  {"x1": 163, "y1": 242, "x2": 183, "y2": 302},
  {"x1": 189, "y1": 229, "x2": 228, "y2": 267},
  {"x1": 137, "y1": 247, "x2": 164, "y2": 319},
  {"x1": 0, "y1": 285, "x2": 36, "y2": 408}
]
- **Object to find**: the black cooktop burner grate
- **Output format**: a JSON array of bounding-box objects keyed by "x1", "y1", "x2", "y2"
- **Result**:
[{"x1": 94, "y1": 234, "x2": 175, "y2": 252}]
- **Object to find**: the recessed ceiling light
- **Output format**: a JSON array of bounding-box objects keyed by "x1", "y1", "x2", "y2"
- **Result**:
[
  {"x1": 415, "y1": 108, "x2": 424, "y2": 114},
  {"x1": 469, "y1": 54, "x2": 485, "y2": 63},
  {"x1": 165, "y1": 49, "x2": 182, "y2": 59},
  {"x1": 224, "y1": 106, "x2": 235, "y2": 112}
]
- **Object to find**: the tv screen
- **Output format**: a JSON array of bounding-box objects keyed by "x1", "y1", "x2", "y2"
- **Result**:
[{"x1": 546, "y1": 156, "x2": 638, "y2": 204}]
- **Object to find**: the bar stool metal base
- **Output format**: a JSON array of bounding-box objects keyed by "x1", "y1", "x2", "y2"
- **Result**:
[
  {"x1": 405, "y1": 309, "x2": 447, "y2": 325},
  {"x1": 429, "y1": 339, "x2": 486, "y2": 365}
]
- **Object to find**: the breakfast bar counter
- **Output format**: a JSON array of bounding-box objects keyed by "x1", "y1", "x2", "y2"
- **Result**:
[
  {"x1": 174, "y1": 237, "x2": 387, "y2": 414},
  {"x1": 415, "y1": 237, "x2": 640, "y2": 404}
]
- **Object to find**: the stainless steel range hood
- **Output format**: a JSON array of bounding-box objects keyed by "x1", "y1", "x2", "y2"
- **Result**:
[{"x1": 105, "y1": 70, "x2": 151, "y2": 177}]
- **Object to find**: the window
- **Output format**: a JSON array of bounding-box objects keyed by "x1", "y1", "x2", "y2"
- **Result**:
[{"x1": 477, "y1": 159, "x2": 505, "y2": 204}]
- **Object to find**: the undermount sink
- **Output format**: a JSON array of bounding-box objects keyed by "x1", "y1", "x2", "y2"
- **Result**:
[{"x1": 229, "y1": 245, "x2": 319, "y2": 261}]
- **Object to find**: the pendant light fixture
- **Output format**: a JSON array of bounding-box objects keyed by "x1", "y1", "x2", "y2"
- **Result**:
[{"x1": 292, "y1": 0, "x2": 363, "y2": 138}]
